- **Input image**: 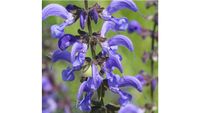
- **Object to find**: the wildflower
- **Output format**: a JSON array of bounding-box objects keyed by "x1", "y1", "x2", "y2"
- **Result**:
[
  {"x1": 118, "y1": 103, "x2": 144, "y2": 113},
  {"x1": 128, "y1": 20, "x2": 142, "y2": 34},
  {"x1": 151, "y1": 78, "x2": 157, "y2": 92},
  {"x1": 77, "y1": 64, "x2": 103, "y2": 111},
  {"x1": 102, "y1": 0, "x2": 138, "y2": 20},
  {"x1": 42, "y1": 4, "x2": 75, "y2": 38}
]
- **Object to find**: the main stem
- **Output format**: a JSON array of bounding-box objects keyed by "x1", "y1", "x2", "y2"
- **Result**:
[
  {"x1": 150, "y1": 22, "x2": 157, "y2": 113},
  {"x1": 84, "y1": 0, "x2": 104, "y2": 106}
]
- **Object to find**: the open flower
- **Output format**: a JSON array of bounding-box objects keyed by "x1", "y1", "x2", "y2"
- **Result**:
[
  {"x1": 42, "y1": 4, "x2": 75, "y2": 38},
  {"x1": 105, "y1": 71, "x2": 142, "y2": 106},
  {"x1": 77, "y1": 64, "x2": 103, "y2": 111},
  {"x1": 100, "y1": 0, "x2": 139, "y2": 37}
]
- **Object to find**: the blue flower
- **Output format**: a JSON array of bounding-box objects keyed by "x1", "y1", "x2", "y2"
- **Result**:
[
  {"x1": 118, "y1": 103, "x2": 144, "y2": 113},
  {"x1": 89, "y1": 8, "x2": 98, "y2": 24},
  {"x1": 42, "y1": 76, "x2": 53, "y2": 92},
  {"x1": 62, "y1": 67, "x2": 75, "y2": 81},
  {"x1": 51, "y1": 49, "x2": 71, "y2": 63},
  {"x1": 101, "y1": 18, "x2": 129, "y2": 37},
  {"x1": 61, "y1": 42, "x2": 87, "y2": 81},
  {"x1": 128, "y1": 20, "x2": 141, "y2": 34},
  {"x1": 105, "y1": 71, "x2": 142, "y2": 106},
  {"x1": 78, "y1": 91, "x2": 93, "y2": 111},
  {"x1": 77, "y1": 64, "x2": 103, "y2": 111},
  {"x1": 58, "y1": 34, "x2": 77, "y2": 50},
  {"x1": 102, "y1": 0, "x2": 138, "y2": 20},
  {"x1": 151, "y1": 78, "x2": 157, "y2": 92},
  {"x1": 42, "y1": 4, "x2": 75, "y2": 38},
  {"x1": 135, "y1": 74, "x2": 146, "y2": 86},
  {"x1": 101, "y1": 34, "x2": 134, "y2": 73},
  {"x1": 80, "y1": 11, "x2": 87, "y2": 29}
]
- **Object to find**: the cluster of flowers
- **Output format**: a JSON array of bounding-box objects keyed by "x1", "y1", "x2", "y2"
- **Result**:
[
  {"x1": 42, "y1": 60, "x2": 71, "y2": 113},
  {"x1": 42, "y1": 0, "x2": 146, "y2": 113}
]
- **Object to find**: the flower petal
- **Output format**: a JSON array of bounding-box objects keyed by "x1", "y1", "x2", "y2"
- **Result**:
[
  {"x1": 118, "y1": 90, "x2": 132, "y2": 106},
  {"x1": 128, "y1": 20, "x2": 141, "y2": 34},
  {"x1": 100, "y1": 18, "x2": 128, "y2": 37},
  {"x1": 71, "y1": 42, "x2": 87, "y2": 63},
  {"x1": 106, "y1": 0, "x2": 138, "y2": 15},
  {"x1": 42, "y1": 4, "x2": 73, "y2": 20},
  {"x1": 72, "y1": 52, "x2": 85, "y2": 70},
  {"x1": 42, "y1": 76, "x2": 53, "y2": 92},
  {"x1": 92, "y1": 64, "x2": 103, "y2": 88},
  {"x1": 62, "y1": 67, "x2": 74, "y2": 81},
  {"x1": 77, "y1": 81, "x2": 87, "y2": 102},
  {"x1": 118, "y1": 76, "x2": 143, "y2": 92},
  {"x1": 58, "y1": 34, "x2": 77, "y2": 50},
  {"x1": 110, "y1": 87, "x2": 132, "y2": 106},
  {"x1": 106, "y1": 52, "x2": 123, "y2": 73},
  {"x1": 119, "y1": 103, "x2": 144, "y2": 113},
  {"x1": 110, "y1": 17, "x2": 129, "y2": 31},
  {"x1": 108, "y1": 35, "x2": 134, "y2": 51},
  {"x1": 78, "y1": 91, "x2": 93, "y2": 111},
  {"x1": 66, "y1": 4, "x2": 80, "y2": 12},
  {"x1": 50, "y1": 25, "x2": 64, "y2": 38},
  {"x1": 135, "y1": 74, "x2": 146, "y2": 85},
  {"x1": 89, "y1": 8, "x2": 98, "y2": 24},
  {"x1": 100, "y1": 21, "x2": 115, "y2": 37},
  {"x1": 51, "y1": 49, "x2": 71, "y2": 63},
  {"x1": 151, "y1": 78, "x2": 157, "y2": 92},
  {"x1": 80, "y1": 11, "x2": 87, "y2": 29}
]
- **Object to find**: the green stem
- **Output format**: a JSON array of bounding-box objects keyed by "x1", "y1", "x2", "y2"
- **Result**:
[{"x1": 150, "y1": 22, "x2": 157, "y2": 113}]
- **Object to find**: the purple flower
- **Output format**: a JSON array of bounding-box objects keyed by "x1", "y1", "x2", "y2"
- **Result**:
[
  {"x1": 42, "y1": 76, "x2": 53, "y2": 92},
  {"x1": 105, "y1": 71, "x2": 143, "y2": 106},
  {"x1": 135, "y1": 74, "x2": 146, "y2": 85},
  {"x1": 42, "y1": 95, "x2": 57, "y2": 113},
  {"x1": 62, "y1": 67, "x2": 75, "y2": 81},
  {"x1": 51, "y1": 49, "x2": 71, "y2": 63},
  {"x1": 89, "y1": 8, "x2": 98, "y2": 24},
  {"x1": 128, "y1": 20, "x2": 141, "y2": 34},
  {"x1": 58, "y1": 34, "x2": 77, "y2": 50},
  {"x1": 50, "y1": 25, "x2": 65, "y2": 38},
  {"x1": 71, "y1": 42, "x2": 87, "y2": 63},
  {"x1": 107, "y1": 35, "x2": 134, "y2": 51},
  {"x1": 76, "y1": 64, "x2": 103, "y2": 111},
  {"x1": 151, "y1": 78, "x2": 157, "y2": 92},
  {"x1": 80, "y1": 11, "x2": 87, "y2": 29},
  {"x1": 42, "y1": 4, "x2": 73, "y2": 20},
  {"x1": 101, "y1": 18, "x2": 129, "y2": 37},
  {"x1": 65, "y1": 4, "x2": 80, "y2": 12},
  {"x1": 102, "y1": 0, "x2": 138, "y2": 20},
  {"x1": 118, "y1": 76, "x2": 143, "y2": 92},
  {"x1": 105, "y1": 52, "x2": 123, "y2": 73},
  {"x1": 101, "y1": 34, "x2": 134, "y2": 73},
  {"x1": 78, "y1": 91, "x2": 93, "y2": 111},
  {"x1": 118, "y1": 103, "x2": 144, "y2": 113},
  {"x1": 42, "y1": 4, "x2": 75, "y2": 38},
  {"x1": 92, "y1": 64, "x2": 103, "y2": 89}
]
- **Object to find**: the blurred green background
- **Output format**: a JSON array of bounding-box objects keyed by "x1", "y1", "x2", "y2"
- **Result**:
[{"x1": 42, "y1": 0, "x2": 158, "y2": 113}]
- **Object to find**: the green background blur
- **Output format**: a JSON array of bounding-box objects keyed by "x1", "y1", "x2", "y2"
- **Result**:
[{"x1": 42, "y1": 0, "x2": 158, "y2": 113}]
